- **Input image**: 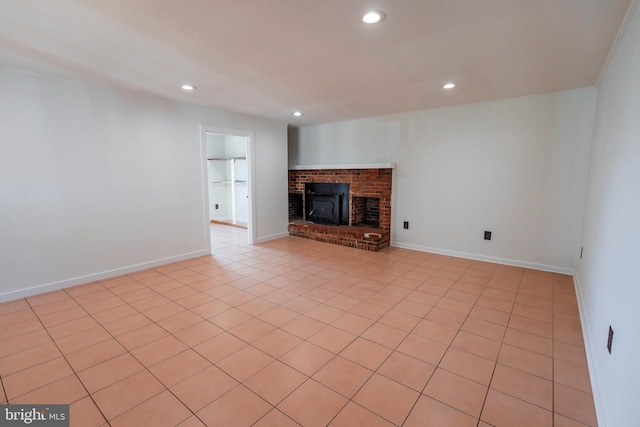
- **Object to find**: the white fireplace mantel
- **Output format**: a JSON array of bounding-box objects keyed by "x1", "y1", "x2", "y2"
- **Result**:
[{"x1": 290, "y1": 163, "x2": 395, "y2": 170}]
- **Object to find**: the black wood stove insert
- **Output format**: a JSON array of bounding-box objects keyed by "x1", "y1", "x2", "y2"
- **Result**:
[{"x1": 305, "y1": 183, "x2": 350, "y2": 225}]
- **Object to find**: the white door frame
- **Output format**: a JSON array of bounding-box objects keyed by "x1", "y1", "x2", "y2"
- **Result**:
[{"x1": 199, "y1": 124, "x2": 256, "y2": 247}]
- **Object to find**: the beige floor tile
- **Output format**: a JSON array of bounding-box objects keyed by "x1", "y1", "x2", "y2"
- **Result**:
[
  {"x1": 245, "y1": 360, "x2": 307, "y2": 405},
  {"x1": 208, "y1": 307, "x2": 254, "y2": 329},
  {"x1": 554, "y1": 413, "x2": 594, "y2": 427},
  {"x1": 0, "y1": 341, "x2": 61, "y2": 377},
  {"x1": 130, "y1": 335, "x2": 188, "y2": 366},
  {"x1": 55, "y1": 326, "x2": 112, "y2": 355},
  {"x1": 396, "y1": 333, "x2": 448, "y2": 365},
  {"x1": 503, "y1": 328, "x2": 553, "y2": 356},
  {"x1": 329, "y1": 401, "x2": 395, "y2": 427},
  {"x1": 554, "y1": 340, "x2": 588, "y2": 367},
  {"x1": 156, "y1": 310, "x2": 203, "y2": 333},
  {"x1": 424, "y1": 368, "x2": 488, "y2": 418},
  {"x1": 377, "y1": 351, "x2": 435, "y2": 392},
  {"x1": 412, "y1": 319, "x2": 458, "y2": 345},
  {"x1": 92, "y1": 370, "x2": 164, "y2": 420},
  {"x1": 352, "y1": 373, "x2": 420, "y2": 425},
  {"x1": 491, "y1": 364, "x2": 553, "y2": 410},
  {"x1": 281, "y1": 295, "x2": 319, "y2": 314},
  {"x1": 340, "y1": 337, "x2": 393, "y2": 371},
  {"x1": 476, "y1": 295, "x2": 514, "y2": 313},
  {"x1": 189, "y1": 298, "x2": 233, "y2": 318},
  {"x1": 481, "y1": 389, "x2": 552, "y2": 427},
  {"x1": 469, "y1": 304, "x2": 511, "y2": 326},
  {"x1": 100, "y1": 313, "x2": 152, "y2": 337},
  {"x1": 509, "y1": 314, "x2": 553, "y2": 338},
  {"x1": 3, "y1": 357, "x2": 74, "y2": 400},
  {"x1": 116, "y1": 323, "x2": 169, "y2": 350},
  {"x1": 360, "y1": 322, "x2": 408, "y2": 348},
  {"x1": 77, "y1": 353, "x2": 144, "y2": 394},
  {"x1": 450, "y1": 330, "x2": 501, "y2": 361},
  {"x1": 229, "y1": 317, "x2": 277, "y2": 343},
  {"x1": 404, "y1": 395, "x2": 477, "y2": 427},
  {"x1": 197, "y1": 385, "x2": 271, "y2": 426},
  {"x1": 46, "y1": 316, "x2": 101, "y2": 340},
  {"x1": 280, "y1": 341, "x2": 334, "y2": 376},
  {"x1": 11, "y1": 375, "x2": 87, "y2": 405},
  {"x1": 312, "y1": 356, "x2": 373, "y2": 398},
  {"x1": 440, "y1": 347, "x2": 495, "y2": 385},
  {"x1": 425, "y1": 306, "x2": 467, "y2": 328},
  {"x1": 331, "y1": 312, "x2": 375, "y2": 335},
  {"x1": 148, "y1": 349, "x2": 211, "y2": 387},
  {"x1": 65, "y1": 338, "x2": 126, "y2": 372},
  {"x1": 462, "y1": 316, "x2": 507, "y2": 341},
  {"x1": 69, "y1": 396, "x2": 107, "y2": 427},
  {"x1": 497, "y1": 344, "x2": 553, "y2": 380},
  {"x1": 278, "y1": 379, "x2": 348, "y2": 427},
  {"x1": 555, "y1": 324, "x2": 586, "y2": 347},
  {"x1": 554, "y1": 383, "x2": 598, "y2": 426},
  {"x1": 281, "y1": 314, "x2": 325, "y2": 339},
  {"x1": 307, "y1": 325, "x2": 357, "y2": 354},
  {"x1": 170, "y1": 365, "x2": 238, "y2": 412},
  {"x1": 217, "y1": 345, "x2": 275, "y2": 382},
  {"x1": 253, "y1": 409, "x2": 300, "y2": 427},
  {"x1": 110, "y1": 390, "x2": 191, "y2": 427},
  {"x1": 378, "y1": 310, "x2": 421, "y2": 331},
  {"x1": 91, "y1": 304, "x2": 139, "y2": 324},
  {"x1": 252, "y1": 328, "x2": 303, "y2": 358},
  {"x1": 0, "y1": 299, "x2": 31, "y2": 316},
  {"x1": 0, "y1": 225, "x2": 601, "y2": 427},
  {"x1": 512, "y1": 302, "x2": 553, "y2": 323},
  {"x1": 172, "y1": 320, "x2": 224, "y2": 347}
]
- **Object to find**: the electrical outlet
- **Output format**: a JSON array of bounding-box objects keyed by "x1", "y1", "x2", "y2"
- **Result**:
[
  {"x1": 403, "y1": 221, "x2": 409, "y2": 230},
  {"x1": 215, "y1": 204, "x2": 219, "y2": 210},
  {"x1": 607, "y1": 326, "x2": 614, "y2": 354},
  {"x1": 484, "y1": 231, "x2": 492, "y2": 240}
]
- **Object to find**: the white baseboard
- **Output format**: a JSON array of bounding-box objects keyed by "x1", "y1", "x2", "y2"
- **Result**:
[
  {"x1": 390, "y1": 241, "x2": 575, "y2": 275},
  {"x1": 255, "y1": 231, "x2": 290, "y2": 244},
  {"x1": 573, "y1": 273, "x2": 607, "y2": 427},
  {"x1": 0, "y1": 249, "x2": 210, "y2": 303}
]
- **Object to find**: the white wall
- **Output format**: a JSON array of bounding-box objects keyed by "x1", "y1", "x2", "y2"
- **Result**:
[
  {"x1": 576, "y1": 2, "x2": 640, "y2": 426},
  {"x1": 0, "y1": 67, "x2": 288, "y2": 302},
  {"x1": 292, "y1": 89, "x2": 597, "y2": 273}
]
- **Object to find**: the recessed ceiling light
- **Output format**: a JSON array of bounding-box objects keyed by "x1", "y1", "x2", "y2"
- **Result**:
[
  {"x1": 443, "y1": 83, "x2": 456, "y2": 89},
  {"x1": 181, "y1": 84, "x2": 196, "y2": 91},
  {"x1": 362, "y1": 11, "x2": 385, "y2": 24},
  {"x1": 293, "y1": 111, "x2": 303, "y2": 117}
]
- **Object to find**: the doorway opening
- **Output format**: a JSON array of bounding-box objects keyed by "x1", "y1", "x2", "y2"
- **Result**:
[{"x1": 200, "y1": 126, "x2": 255, "y2": 249}]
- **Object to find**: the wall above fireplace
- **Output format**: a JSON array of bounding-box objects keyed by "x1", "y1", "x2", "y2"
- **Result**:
[{"x1": 290, "y1": 163, "x2": 395, "y2": 170}]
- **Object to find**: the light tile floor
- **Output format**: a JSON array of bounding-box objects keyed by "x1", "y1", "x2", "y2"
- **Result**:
[{"x1": 0, "y1": 224, "x2": 597, "y2": 426}]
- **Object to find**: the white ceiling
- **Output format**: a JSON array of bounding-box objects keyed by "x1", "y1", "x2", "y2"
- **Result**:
[{"x1": 0, "y1": 0, "x2": 632, "y2": 126}]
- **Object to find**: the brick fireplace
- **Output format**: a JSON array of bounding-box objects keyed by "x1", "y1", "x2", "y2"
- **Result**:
[{"x1": 288, "y1": 165, "x2": 393, "y2": 251}]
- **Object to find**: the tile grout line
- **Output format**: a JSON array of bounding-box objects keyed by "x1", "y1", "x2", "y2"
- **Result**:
[
  {"x1": 22, "y1": 293, "x2": 112, "y2": 426},
  {"x1": 410, "y1": 261, "x2": 504, "y2": 426},
  {"x1": 474, "y1": 267, "x2": 524, "y2": 426},
  {"x1": 57, "y1": 272, "x2": 210, "y2": 425},
  {"x1": 0, "y1": 225, "x2": 594, "y2": 426}
]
